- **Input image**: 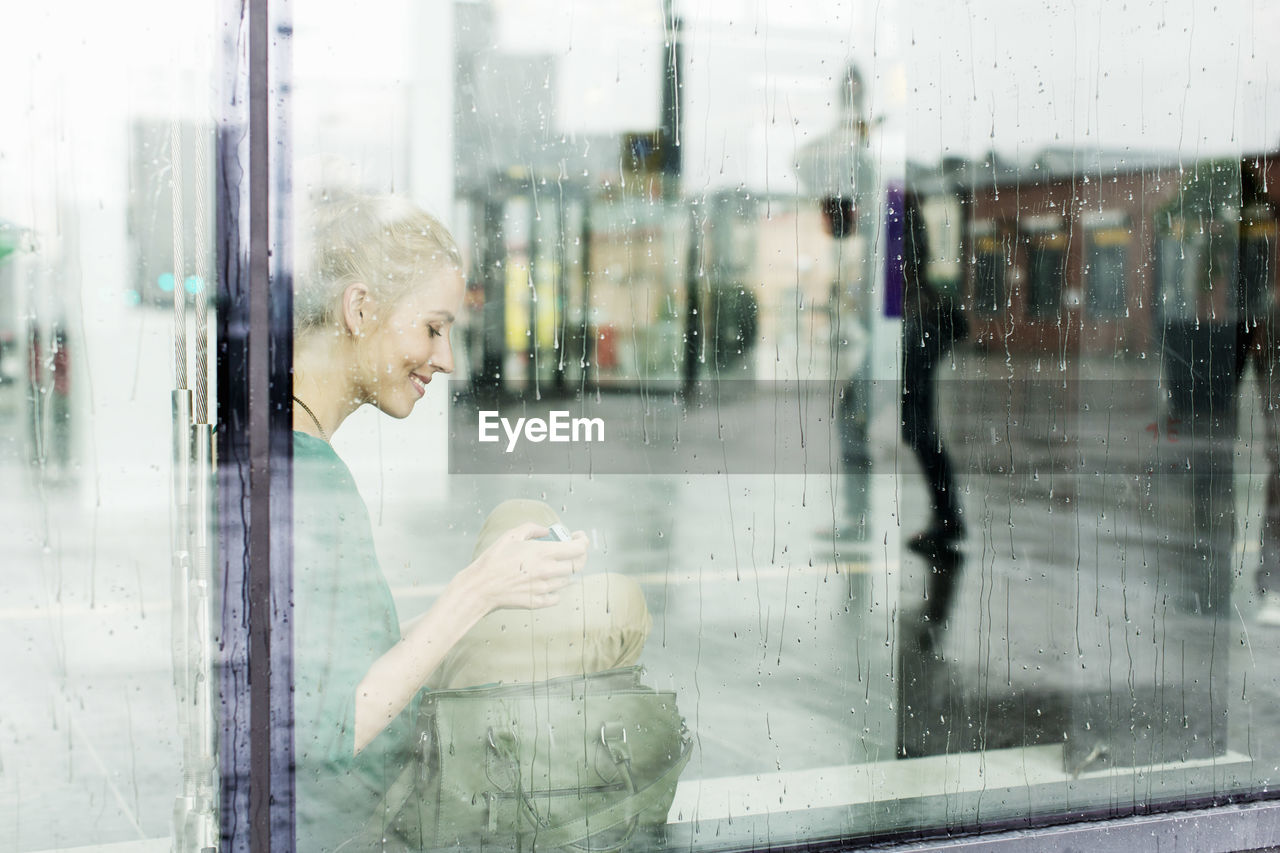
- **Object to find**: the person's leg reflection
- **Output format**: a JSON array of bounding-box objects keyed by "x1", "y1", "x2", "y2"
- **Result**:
[
  {"x1": 1255, "y1": 315, "x2": 1280, "y2": 623},
  {"x1": 430, "y1": 500, "x2": 653, "y2": 689},
  {"x1": 902, "y1": 317, "x2": 962, "y2": 548}
]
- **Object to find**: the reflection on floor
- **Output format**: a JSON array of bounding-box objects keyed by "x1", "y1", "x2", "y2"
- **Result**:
[{"x1": 894, "y1": 351, "x2": 1272, "y2": 776}]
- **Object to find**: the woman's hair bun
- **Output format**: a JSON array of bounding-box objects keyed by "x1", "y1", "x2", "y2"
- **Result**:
[{"x1": 294, "y1": 190, "x2": 462, "y2": 331}]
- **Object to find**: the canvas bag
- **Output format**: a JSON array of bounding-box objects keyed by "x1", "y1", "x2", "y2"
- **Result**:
[{"x1": 411, "y1": 666, "x2": 691, "y2": 852}]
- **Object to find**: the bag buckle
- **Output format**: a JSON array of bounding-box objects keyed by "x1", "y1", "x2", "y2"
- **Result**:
[
  {"x1": 487, "y1": 725, "x2": 518, "y2": 758},
  {"x1": 600, "y1": 722, "x2": 631, "y2": 765}
]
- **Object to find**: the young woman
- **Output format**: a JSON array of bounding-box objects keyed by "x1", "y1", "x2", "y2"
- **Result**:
[{"x1": 290, "y1": 193, "x2": 651, "y2": 850}]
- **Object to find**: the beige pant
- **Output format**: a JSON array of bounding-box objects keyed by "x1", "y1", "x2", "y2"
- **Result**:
[{"x1": 429, "y1": 499, "x2": 652, "y2": 690}]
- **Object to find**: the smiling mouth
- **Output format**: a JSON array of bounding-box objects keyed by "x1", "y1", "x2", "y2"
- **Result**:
[{"x1": 409, "y1": 372, "x2": 431, "y2": 396}]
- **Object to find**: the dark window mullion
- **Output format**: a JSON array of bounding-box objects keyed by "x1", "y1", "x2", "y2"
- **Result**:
[
  {"x1": 215, "y1": 0, "x2": 253, "y2": 848},
  {"x1": 266, "y1": 0, "x2": 296, "y2": 849},
  {"x1": 217, "y1": 0, "x2": 294, "y2": 850}
]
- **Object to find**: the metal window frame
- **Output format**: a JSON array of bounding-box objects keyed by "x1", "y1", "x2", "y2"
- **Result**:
[
  {"x1": 215, "y1": 1, "x2": 1280, "y2": 850},
  {"x1": 850, "y1": 798, "x2": 1280, "y2": 852},
  {"x1": 217, "y1": 0, "x2": 294, "y2": 850}
]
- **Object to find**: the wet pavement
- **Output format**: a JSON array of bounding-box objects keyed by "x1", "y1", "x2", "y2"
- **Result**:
[{"x1": 5, "y1": 347, "x2": 1280, "y2": 851}]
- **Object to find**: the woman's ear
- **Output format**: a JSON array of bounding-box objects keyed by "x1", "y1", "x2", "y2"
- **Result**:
[{"x1": 341, "y1": 282, "x2": 371, "y2": 336}]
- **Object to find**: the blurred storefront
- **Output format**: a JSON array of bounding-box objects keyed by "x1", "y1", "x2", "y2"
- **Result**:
[{"x1": 913, "y1": 150, "x2": 1280, "y2": 358}]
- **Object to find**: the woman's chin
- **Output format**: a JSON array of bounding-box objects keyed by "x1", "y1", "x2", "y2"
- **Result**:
[{"x1": 375, "y1": 397, "x2": 417, "y2": 420}]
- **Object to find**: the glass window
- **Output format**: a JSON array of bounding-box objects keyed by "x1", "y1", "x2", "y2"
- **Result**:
[
  {"x1": 281, "y1": 1, "x2": 1280, "y2": 850},
  {"x1": 3, "y1": 4, "x2": 219, "y2": 851},
  {"x1": 15, "y1": 3, "x2": 1280, "y2": 853}
]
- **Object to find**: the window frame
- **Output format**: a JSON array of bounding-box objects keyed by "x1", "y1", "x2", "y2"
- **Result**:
[{"x1": 217, "y1": 0, "x2": 296, "y2": 850}]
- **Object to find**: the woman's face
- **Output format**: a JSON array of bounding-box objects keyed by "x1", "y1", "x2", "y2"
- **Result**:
[{"x1": 355, "y1": 267, "x2": 464, "y2": 418}]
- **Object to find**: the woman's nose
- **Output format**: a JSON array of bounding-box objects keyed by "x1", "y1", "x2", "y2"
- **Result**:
[{"x1": 432, "y1": 340, "x2": 455, "y2": 374}]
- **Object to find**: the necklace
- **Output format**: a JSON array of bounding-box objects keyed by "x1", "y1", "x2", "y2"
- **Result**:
[{"x1": 292, "y1": 395, "x2": 328, "y2": 441}]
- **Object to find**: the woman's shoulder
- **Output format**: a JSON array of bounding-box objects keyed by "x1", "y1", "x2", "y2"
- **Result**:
[
  {"x1": 294, "y1": 430, "x2": 344, "y2": 467},
  {"x1": 293, "y1": 431, "x2": 361, "y2": 500},
  {"x1": 294, "y1": 429, "x2": 335, "y2": 456},
  {"x1": 292, "y1": 431, "x2": 378, "y2": 574}
]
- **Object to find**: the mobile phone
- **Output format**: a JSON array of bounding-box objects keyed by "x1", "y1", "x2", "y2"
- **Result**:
[{"x1": 537, "y1": 522, "x2": 572, "y2": 542}]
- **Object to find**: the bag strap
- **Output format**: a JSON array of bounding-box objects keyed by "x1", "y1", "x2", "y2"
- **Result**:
[
  {"x1": 524, "y1": 737, "x2": 693, "y2": 851},
  {"x1": 382, "y1": 760, "x2": 420, "y2": 820},
  {"x1": 330, "y1": 761, "x2": 420, "y2": 853}
]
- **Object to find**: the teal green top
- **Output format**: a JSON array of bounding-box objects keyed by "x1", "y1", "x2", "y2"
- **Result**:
[{"x1": 292, "y1": 431, "x2": 415, "y2": 850}]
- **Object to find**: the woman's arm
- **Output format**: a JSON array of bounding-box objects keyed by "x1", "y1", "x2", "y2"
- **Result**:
[{"x1": 353, "y1": 523, "x2": 587, "y2": 754}]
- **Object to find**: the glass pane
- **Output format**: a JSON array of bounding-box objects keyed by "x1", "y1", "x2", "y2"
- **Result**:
[
  {"x1": 903, "y1": 0, "x2": 1278, "y2": 844},
  {"x1": 1, "y1": 4, "x2": 219, "y2": 852},
  {"x1": 279, "y1": 1, "x2": 1280, "y2": 851}
]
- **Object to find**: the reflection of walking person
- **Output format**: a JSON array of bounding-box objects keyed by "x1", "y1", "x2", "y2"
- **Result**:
[
  {"x1": 1238, "y1": 312, "x2": 1280, "y2": 624},
  {"x1": 289, "y1": 193, "x2": 651, "y2": 850},
  {"x1": 1239, "y1": 166, "x2": 1280, "y2": 624},
  {"x1": 901, "y1": 192, "x2": 966, "y2": 552}
]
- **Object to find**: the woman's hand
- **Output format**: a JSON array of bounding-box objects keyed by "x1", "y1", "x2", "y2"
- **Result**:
[
  {"x1": 455, "y1": 523, "x2": 588, "y2": 613},
  {"x1": 355, "y1": 524, "x2": 587, "y2": 753}
]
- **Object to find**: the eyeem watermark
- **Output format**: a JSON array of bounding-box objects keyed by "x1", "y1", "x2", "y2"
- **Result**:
[{"x1": 478, "y1": 410, "x2": 606, "y2": 452}]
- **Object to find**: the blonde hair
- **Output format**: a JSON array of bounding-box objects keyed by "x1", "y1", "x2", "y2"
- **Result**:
[{"x1": 295, "y1": 191, "x2": 462, "y2": 332}]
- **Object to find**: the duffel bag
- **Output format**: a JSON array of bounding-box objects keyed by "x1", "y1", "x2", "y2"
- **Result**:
[{"x1": 413, "y1": 666, "x2": 691, "y2": 852}]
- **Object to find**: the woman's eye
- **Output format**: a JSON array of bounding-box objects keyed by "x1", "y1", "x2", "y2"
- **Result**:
[{"x1": 427, "y1": 325, "x2": 442, "y2": 338}]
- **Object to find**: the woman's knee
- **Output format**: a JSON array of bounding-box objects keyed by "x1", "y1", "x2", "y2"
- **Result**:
[
  {"x1": 557, "y1": 574, "x2": 652, "y2": 669},
  {"x1": 472, "y1": 499, "x2": 561, "y2": 559},
  {"x1": 576, "y1": 573, "x2": 651, "y2": 630},
  {"x1": 433, "y1": 573, "x2": 652, "y2": 687},
  {"x1": 486, "y1": 499, "x2": 559, "y2": 526}
]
